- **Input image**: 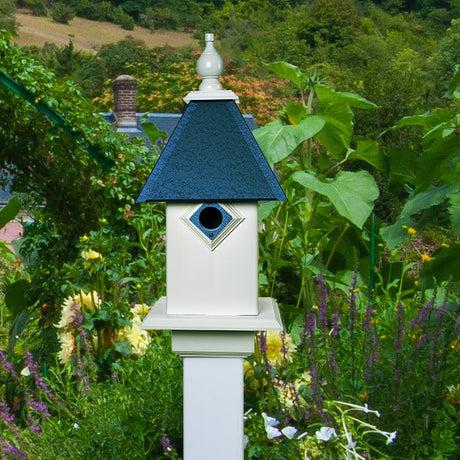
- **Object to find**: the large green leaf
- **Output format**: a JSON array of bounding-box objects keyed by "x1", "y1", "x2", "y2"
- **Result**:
[
  {"x1": 254, "y1": 116, "x2": 325, "y2": 164},
  {"x1": 347, "y1": 140, "x2": 387, "y2": 172},
  {"x1": 292, "y1": 170, "x2": 379, "y2": 228},
  {"x1": 388, "y1": 110, "x2": 452, "y2": 132},
  {"x1": 387, "y1": 147, "x2": 417, "y2": 186},
  {"x1": 5, "y1": 279, "x2": 30, "y2": 319},
  {"x1": 265, "y1": 61, "x2": 309, "y2": 92},
  {"x1": 0, "y1": 196, "x2": 20, "y2": 229},
  {"x1": 315, "y1": 102, "x2": 353, "y2": 157},
  {"x1": 7, "y1": 310, "x2": 31, "y2": 358},
  {"x1": 417, "y1": 130, "x2": 460, "y2": 191},
  {"x1": 314, "y1": 84, "x2": 378, "y2": 109},
  {"x1": 445, "y1": 67, "x2": 460, "y2": 99},
  {"x1": 420, "y1": 243, "x2": 460, "y2": 284},
  {"x1": 380, "y1": 184, "x2": 456, "y2": 248}
]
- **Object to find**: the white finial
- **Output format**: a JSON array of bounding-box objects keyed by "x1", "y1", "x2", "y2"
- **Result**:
[
  {"x1": 197, "y1": 33, "x2": 223, "y2": 92},
  {"x1": 183, "y1": 33, "x2": 238, "y2": 103}
]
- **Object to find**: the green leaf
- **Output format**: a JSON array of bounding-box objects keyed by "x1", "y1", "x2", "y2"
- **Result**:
[
  {"x1": 348, "y1": 140, "x2": 387, "y2": 172},
  {"x1": 315, "y1": 102, "x2": 353, "y2": 157},
  {"x1": 258, "y1": 201, "x2": 279, "y2": 225},
  {"x1": 141, "y1": 121, "x2": 167, "y2": 145},
  {"x1": 400, "y1": 184, "x2": 453, "y2": 217},
  {"x1": 283, "y1": 102, "x2": 308, "y2": 125},
  {"x1": 254, "y1": 116, "x2": 325, "y2": 164},
  {"x1": 292, "y1": 170, "x2": 379, "y2": 228},
  {"x1": 314, "y1": 84, "x2": 378, "y2": 109},
  {"x1": 448, "y1": 187, "x2": 460, "y2": 234},
  {"x1": 5, "y1": 279, "x2": 30, "y2": 319},
  {"x1": 417, "y1": 133, "x2": 460, "y2": 191},
  {"x1": 380, "y1": 184, "x2": 455, "y2": 248},
  {"x1": 0, "y1": 196, "x2": 20, "y2": 229},
  {"x1": 113, "y1": 341, "x2": 132, "y2": 356},
  {"x1": 387, "y1": 147, "x2": 417, "y2": 186},
  {"x1": 265, "y1": 61, "x2": 308, "y2": 92},
  {"x1": 420, "y1": 243, "x2": 460, "y2": 284},
  {"x1": 388, "y1": 110, "x2": 452, "y2": 132},
  {"x1": 445, "y1": 67, "x2": 460, "y2": 99},
  {"x1": 7, "y1": 310, "x2": 31, "y2": 358}
]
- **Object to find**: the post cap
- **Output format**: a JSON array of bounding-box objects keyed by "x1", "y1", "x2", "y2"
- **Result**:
[{"x1": 184, "y1": 33, "x2": 238, "y2": 103}]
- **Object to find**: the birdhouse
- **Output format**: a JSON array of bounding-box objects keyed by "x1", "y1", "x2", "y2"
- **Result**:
[{"x1": 137, "y1": 34, "x2": 286, "y2": 317}]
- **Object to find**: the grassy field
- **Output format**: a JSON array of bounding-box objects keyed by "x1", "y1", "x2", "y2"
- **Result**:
[{"x1": 13, "y1": 9, "x2": 198, "y2": 52}]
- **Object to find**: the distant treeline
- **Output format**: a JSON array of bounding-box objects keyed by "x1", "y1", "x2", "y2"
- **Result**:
[{"x1": 8, "y1": 0, "x2": 460, "y2": 32}]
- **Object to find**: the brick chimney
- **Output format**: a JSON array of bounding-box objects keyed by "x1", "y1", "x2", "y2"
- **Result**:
[{"x1": 112, "y1": 75, "x2": 137, "y2": 127}]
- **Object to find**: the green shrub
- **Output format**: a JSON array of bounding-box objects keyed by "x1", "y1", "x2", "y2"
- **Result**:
[
  {"x1": 51, "y1": 2, "x2": 76, "y2": 24},
  {"x1": 74, "y1": 0, "x2": 111, "y2": 21},
  {"x1": 110, "y1": 5, "x2": 135, "y2": 31},
  {"x1": 23, "y1": 0, "x2": 48, "y2": 17}
]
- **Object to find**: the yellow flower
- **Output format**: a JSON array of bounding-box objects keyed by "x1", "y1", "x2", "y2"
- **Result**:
[
  {"x1": 58, "y1": 332, "x2": 75, "y2": 364},
  {"x1": 421, "y1": 253, "x2": 433, "y2": 262},
  {"x1": 295, "y1": 371, "x2": 312, "y2": 388},
  {"x1": 118, "y1": 316, "x2": 151, "y2": 357},
  {"x1": 81, "y1": 249, "x2": 103, "y2": 262},
  {"x1": 243, "y1": 360, "x2": 267, "y2": 391},
  {"x1": 79, "y1": 235, "x2": 90, "y2": 243},
  {"x1": 407, "y1": 227, "x2": 417, "y2": 235},
  {"x1": 278, "y1": 383, "x2": 297, "y2": 408},
  {"x1": 265, "y1": 331, "x2": 296, "y2": 366},
  {"x1": 79, "y1": 290, "x2": 101, "y2": 313},
  {"x1": 132, "y1": 303, "x2": 149, "y2": 316}
]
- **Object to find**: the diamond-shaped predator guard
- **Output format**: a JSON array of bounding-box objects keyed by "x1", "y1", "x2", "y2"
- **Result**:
[{"x1": 136, "y1": 33, "x2": 286, "y2": 316}]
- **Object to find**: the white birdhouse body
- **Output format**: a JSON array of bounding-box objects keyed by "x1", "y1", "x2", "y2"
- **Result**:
[
  {"x1": 137, "y1": 33, "x2": 286, "y2": 318},
  {"x1": 166, "y1": 202, "x2": 258, "y2": 315}
]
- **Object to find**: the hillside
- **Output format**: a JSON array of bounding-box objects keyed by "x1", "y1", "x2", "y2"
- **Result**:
[{"x1": 13, "y1": 9, "x2": 198, "y2": 52}]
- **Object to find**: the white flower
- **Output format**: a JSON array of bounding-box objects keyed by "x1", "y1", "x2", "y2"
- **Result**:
[
  {"x1": 262, "y1": 412, "x2": 279, "y2": 427},
  {"x1": 345, "y1": 439, "x2": 357, "y2": 449},
  {"x1": 265, "y1": 425, "x2": 282, "y2": 439},
  {"x1": 261, "y1": 412, "x2": 282, "y2": 439},
  {"x1": 386, "y1": 431, "x2": 397, "y2": 445},
  {"x1": 315, "y1": 426, "x2": 337, "y2": 441},
  {"x1": 56, "y1": 296, "x2": 77, "y2": 328},
  {"x1": 281, "y1": 426, "x2": 298, "y2": 439},
  {"x1": 243, "y1": 435, "x2": 249, "y2": 449}
]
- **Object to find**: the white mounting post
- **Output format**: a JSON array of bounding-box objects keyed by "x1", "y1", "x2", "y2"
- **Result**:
[{"x1": 139, "y1": 33, "x2": 285, "y2": 460}]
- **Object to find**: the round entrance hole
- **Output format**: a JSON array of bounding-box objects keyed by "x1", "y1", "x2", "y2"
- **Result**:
[{"x1": 198, "y1": 205, "x2": 223, "y2": 229}]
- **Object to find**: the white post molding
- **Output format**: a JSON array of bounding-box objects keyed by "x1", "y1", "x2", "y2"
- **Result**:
[
  {"x1": 173, "y1": 331, "x2": 254, "y2": 460},
  {"x1": 141, "y1": 298, "x2": 283, "y2": 460}
]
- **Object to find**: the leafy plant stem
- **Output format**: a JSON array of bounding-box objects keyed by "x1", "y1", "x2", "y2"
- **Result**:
[
  {"x1": 269, "y1": 209, "x2": 289, "y2": 298},
  {"x1": 326, "y1": 223, "x2": 350, "y2": 269}
]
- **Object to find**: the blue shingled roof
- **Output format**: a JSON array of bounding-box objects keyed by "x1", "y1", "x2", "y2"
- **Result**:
[{"x1": 136, "y1": 100, "x2": 286, "y2": 203}]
